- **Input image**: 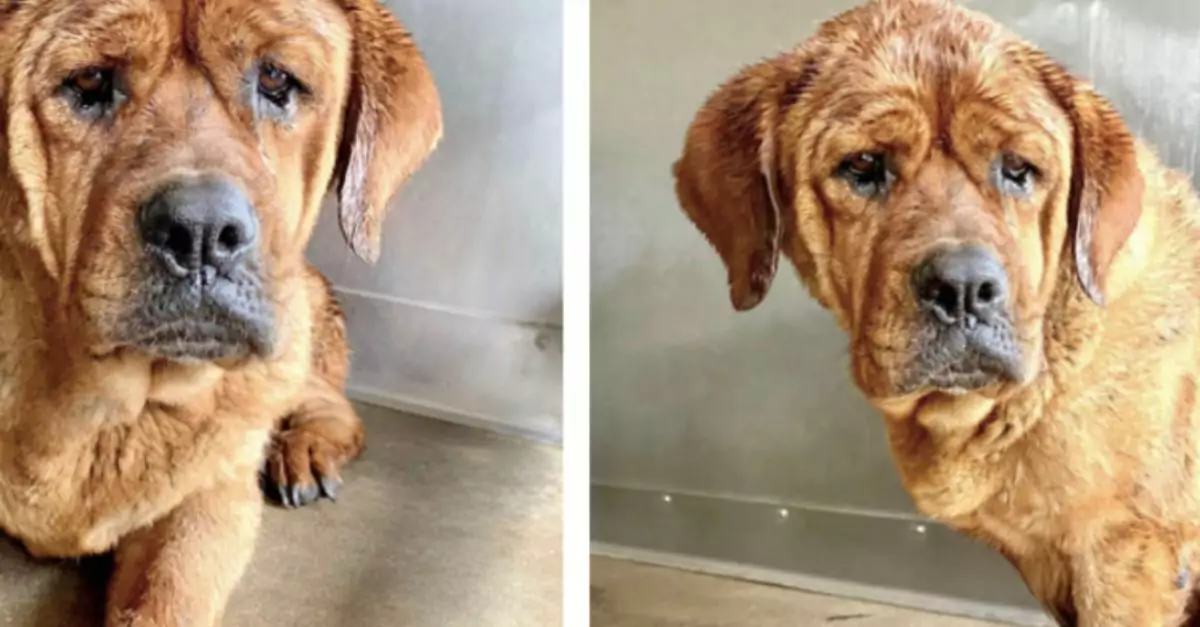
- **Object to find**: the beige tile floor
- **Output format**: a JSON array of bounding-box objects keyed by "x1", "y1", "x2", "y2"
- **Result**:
[
  {"x1": 0, "y1": 404, "x2": 562, "y2": 627},
  {"x1": 592, "y1": 556, "x2": 1013, "y2": 627}
]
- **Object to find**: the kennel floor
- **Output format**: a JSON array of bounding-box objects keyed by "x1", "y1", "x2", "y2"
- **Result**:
[{"x1": 591, "y1": 555, "x2": 1016, "y2": 627}]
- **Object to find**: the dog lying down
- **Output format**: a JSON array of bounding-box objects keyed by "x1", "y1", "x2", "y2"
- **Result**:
[
  {"x1": 676, "y1": 0, "x2": 1200, "y2": 624},
  {"x1": 0, "y1": 0, "x2": 441, "y2": 625}
]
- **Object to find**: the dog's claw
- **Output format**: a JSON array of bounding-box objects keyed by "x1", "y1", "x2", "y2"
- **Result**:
[
  {"x1": 298, "y1": 484, "x2": 320, "y2": 506},
  {"x1": 259, "y1": 466, "x2": 331, "y2": 508},
  {"x1": 318, "y1": 476, "x2": 341, "y2": 502}
]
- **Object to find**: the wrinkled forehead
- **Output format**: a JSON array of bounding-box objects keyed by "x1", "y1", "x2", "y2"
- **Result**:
[
  {"x1": 17, "y1": 0, "x2": 350, "y2": 84},
  {"x1": 809, "y1": 21, "x2": 1069, "y2": 158}
]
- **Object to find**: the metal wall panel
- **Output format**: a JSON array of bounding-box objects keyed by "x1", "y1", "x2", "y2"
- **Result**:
[
  {"x1": 307, "y1": 0, "x2": 564, "y2": 440},
  {"x1": 591, "y1": 0, "x2": 1200, "y2": 612}
]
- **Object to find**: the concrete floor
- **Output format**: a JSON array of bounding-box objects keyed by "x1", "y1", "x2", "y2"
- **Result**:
[
  {"x1": 0, "y1": 403, "x2": 562, "y2": 627},
  {"x1": 592, "y1": 556, "x2": 1012, "y2": 627}
]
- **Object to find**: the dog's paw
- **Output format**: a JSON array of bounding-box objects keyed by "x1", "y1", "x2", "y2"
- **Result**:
[{"x1": 261, "y1": 421, "x2": 362, "y2": 509}]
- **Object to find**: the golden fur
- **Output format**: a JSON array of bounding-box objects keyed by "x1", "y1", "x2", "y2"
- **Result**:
[
  {"x1": 675, "y1": 0, "x2": 1200, "y2": 624},
  {"x1": 0, "y1": 0, "x2": 441, "y2": 625}
]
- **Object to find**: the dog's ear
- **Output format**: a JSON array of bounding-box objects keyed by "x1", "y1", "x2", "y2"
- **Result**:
[
  {"x1": 1035, "y1": 54, "x2": 1144, "y2": 306},
  {"x1": 673, "y1": 54, "x2": 815, "y2": 311},
  {"x1": 334, "y1": 1, "x2": 443, "y2": 264}
]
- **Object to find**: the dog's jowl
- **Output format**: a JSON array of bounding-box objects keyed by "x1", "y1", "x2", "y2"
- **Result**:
[{"x1": 0, "y1": 1, "x2": 441, "y2": 625}]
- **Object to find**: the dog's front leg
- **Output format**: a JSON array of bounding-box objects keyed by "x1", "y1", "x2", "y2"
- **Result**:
[
  {"x1": 105, "y1": 476, "x2": 261, "y2": 627},
  {"x1": 1072, "y1": 523, "x2": 1189, "y2": 627},
  {"x1": 263, "y1": 272, "x2": 365, "y2": 509}
]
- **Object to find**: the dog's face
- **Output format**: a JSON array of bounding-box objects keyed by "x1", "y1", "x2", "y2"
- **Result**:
[
  {"x1": 675, "y1": 0, "x2": 1143, "y2": 402},
  {"x1": 0, "y1": 0, "x2": 441, "y2": 362}
]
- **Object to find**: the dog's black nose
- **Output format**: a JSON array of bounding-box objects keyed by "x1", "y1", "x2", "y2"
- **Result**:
[
  {"x1": 139, "y1": 178, "x2": 258, "y2": 276},
  {"x1": 912, "y1": 245, "x2": 1008, "y2": 325}
]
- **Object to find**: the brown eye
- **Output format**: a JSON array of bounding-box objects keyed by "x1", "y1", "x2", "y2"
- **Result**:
[
  {"x1": 257, "y1": 63, "x2": 299, "y2": 108},
  {"x1": 60, "y1": 66, "x2": 122, "y2": 119},
  {"x1": 837, "y1": 152, "x2": 889, "y2": 197},
  {"x1": 846, "y1": 152, "x2": 880, "y2": 175},
  {"x1": 1001, "y1": 154, "x2": 1032, "y2": 179},
  {"x1": 258, "y1": 64, "x2": 290, "y2": 94},
  {"x1": 999, "y1": 153, "x2": 1036, "y2": 192},
  {"x1": 71, "y1": 68, "x2": 108, "y2": 94}
]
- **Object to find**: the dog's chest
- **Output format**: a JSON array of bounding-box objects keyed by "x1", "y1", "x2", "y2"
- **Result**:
[{"x1": 0, "y1": 378, "x2": 273, "y2": 557}]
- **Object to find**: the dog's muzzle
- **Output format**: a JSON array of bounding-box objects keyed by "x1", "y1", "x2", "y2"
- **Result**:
[
  {"x1": 904, "y1": 244, "x2": 1023, "y2": 392},
  {"x1": 121, "y1": 176, "x2": 275, "y2": 361}
]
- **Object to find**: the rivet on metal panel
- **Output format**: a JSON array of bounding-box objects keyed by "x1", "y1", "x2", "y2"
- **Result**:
[
  {"x1": 662, "y1": 494, "x2": 672, "y2": 503},
  {"x1": 778, "y1": 508, "x2": 789, "y2": 519}
]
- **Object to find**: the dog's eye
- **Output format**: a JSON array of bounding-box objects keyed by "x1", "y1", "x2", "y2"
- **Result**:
[
  {"x1": 837, "y1": 152, "x2": 890, "y2": 197},
  {"x1": 257, "y1": 63, "x2": 300, "y2": 108},
  {"x1": 1001, "y1": 154, "x2": 1032, "y2": 182},
  {"x1": 845, "y1": 153, "x2": 879, "y2": 175},
  {"x1": 998, "y1": 154, "x2": 1036, "y2": 194},
  {"x1": 60, "y1": 66, "x2": 123, "y2": 120},
  {"x1": 71, "y1": 69, "x2": 108, "y2": 94}
]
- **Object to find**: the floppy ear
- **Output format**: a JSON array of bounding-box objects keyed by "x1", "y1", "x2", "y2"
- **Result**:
[
  {"x1": 1035, "y1": 54, "x2": 1144, "y2": 306},
  {"x1": 673, "y1": 54, "x2": 815, "y2": 311},
  {"x1": 334, "y1": 1, "x2": 443, "y2": 264}
]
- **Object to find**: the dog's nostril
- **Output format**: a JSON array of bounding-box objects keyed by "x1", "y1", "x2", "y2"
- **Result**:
[
  {"x1": 217, "y1": 225, "x2": 241, "y2": 252},
  {"x1": 165, "y1": 224, "x2": 194, "y2": 259},
  {"x1": 931, "y1": 282, "x2": 961, "y2": 317},
  {"x1": 976, "y1": 281, "x2": 996, "y2": 304}
]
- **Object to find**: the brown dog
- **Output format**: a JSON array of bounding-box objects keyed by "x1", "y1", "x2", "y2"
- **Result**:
[
  {"x1": 675, "y1": 0, "x2": 1200, "y2": 624},
  {"x1": 0, "y1": 0, "x2": 441, "y2": 625}
]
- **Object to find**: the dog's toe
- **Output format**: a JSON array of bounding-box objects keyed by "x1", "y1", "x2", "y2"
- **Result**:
[
  {"x1": 318, "y1": 474, "x2": 341, "y2": 502},
  {"x1": 261, "y1": 424, "x2": 356, "y2": 509},
  {"x1": 292, "y1": 484, "x2": 321, "y2": 507}
]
